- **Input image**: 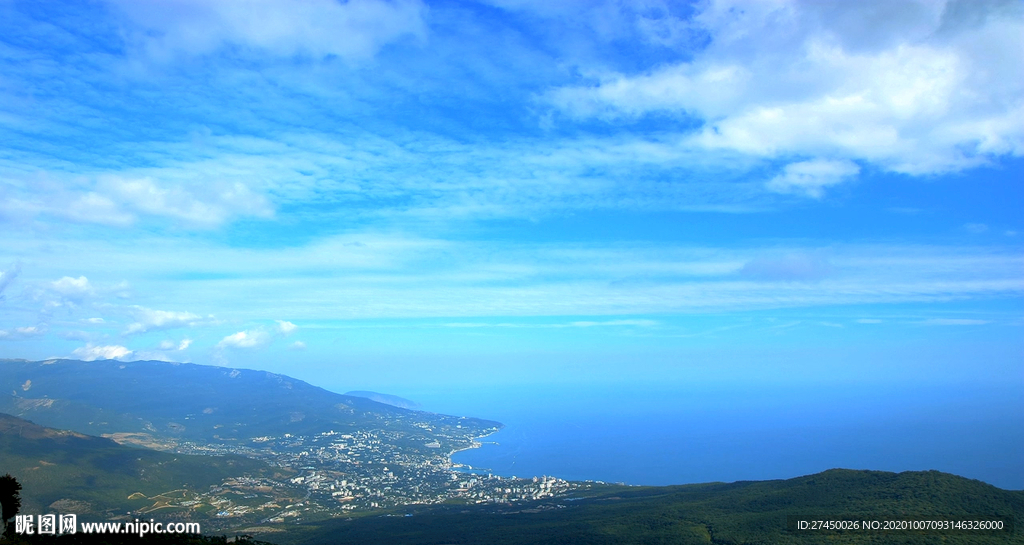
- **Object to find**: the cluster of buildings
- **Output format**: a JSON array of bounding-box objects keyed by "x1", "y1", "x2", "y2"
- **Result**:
[{"x1": 157, "y1": 427, "x2": 583, "y2": 530}]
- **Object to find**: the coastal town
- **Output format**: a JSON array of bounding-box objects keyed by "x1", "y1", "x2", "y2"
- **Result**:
[{"x1": 143, "y1": 427, "x2": 583, "y2": 531}]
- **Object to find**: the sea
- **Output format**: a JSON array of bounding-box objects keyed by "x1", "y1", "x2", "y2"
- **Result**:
[{"x1": 404, "y1": 383, "x2": 1024, "y2": 490}]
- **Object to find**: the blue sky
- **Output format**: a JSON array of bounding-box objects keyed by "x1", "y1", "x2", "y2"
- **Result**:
[{"x1": 0, "y1": 0, "x2": 1022, "y2": 393}]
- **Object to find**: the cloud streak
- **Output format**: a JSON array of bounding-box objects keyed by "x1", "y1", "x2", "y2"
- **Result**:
[
  {"x1": 0, "y1": 326, "x2": 46, "y2": 340},
  {"x1": 109, "y1": 0, "x2": 427, "y2": 62},
  {"x1": 918, "y1": 318, "x2": 991, "y2": 326},
  {"x1": 10, "y1": 235, "x2": 1014, "y2": 322},
  {"x1": 0, "y1": 263, "x2": 22, "y2": 298}
]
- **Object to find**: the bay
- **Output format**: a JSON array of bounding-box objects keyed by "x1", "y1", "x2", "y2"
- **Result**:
[{"x1": 405, "y1": 383, "x2": 1023, "y2": 490}]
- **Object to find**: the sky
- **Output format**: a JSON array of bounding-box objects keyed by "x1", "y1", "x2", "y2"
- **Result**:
[{"x1": 0, "y1": 0, "x2": 1022, "y2": 395}]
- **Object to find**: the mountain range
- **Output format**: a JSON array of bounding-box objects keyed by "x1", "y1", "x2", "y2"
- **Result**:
[{"x1": 0, "y1": 358, "x2": 499, "y2": 449}]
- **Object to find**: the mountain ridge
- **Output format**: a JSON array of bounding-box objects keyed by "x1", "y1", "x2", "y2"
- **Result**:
[{"x1": 0, "y1": 358, "x2": 501, "y2": 447}]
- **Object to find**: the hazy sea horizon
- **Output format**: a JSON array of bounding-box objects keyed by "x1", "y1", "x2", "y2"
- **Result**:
[{"x1": 399, "y1": 383, "x2": 1023, "y2": 490}]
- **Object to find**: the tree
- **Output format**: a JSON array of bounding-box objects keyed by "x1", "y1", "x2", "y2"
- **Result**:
[{"x1": 0, "y1": 474, "x2": 21, "y2": 538}]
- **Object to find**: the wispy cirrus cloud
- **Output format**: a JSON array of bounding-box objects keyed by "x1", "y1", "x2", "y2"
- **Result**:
[
  {"x1": 96, "y1": 176, "x2": 272, "y2": 227},
  {"x1": 0, "y1": 264, "x2": 21, "y2": 302},
  {"x1": 0, "y1": 130, "x2": 761, "y2": 230},
  {"x1": 5, "y1": 172, "x2": 274, "y2": 229},
  {"x1": 107, "y1": 0, "x2": 427, "y2": 62},
  {"x1": 3, "y1": 235, "x2": 1021, "y2": 322}
]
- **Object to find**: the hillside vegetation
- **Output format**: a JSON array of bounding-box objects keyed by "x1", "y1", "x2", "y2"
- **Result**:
[
  {"x1": 0, "y1": 413, "x2": 283, "y2": 519},
  {"x1": 275, "y1": 469, "x2": 1023, "y2": 545}
]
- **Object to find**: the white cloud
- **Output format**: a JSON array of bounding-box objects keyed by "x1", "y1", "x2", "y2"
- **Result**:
[
  {"x1": 65, "y1": 192, "x2": 136, "y2": 226},
  {"x1": 217, "y1": 321, "x2": 296, "y2": 352},
  {"x1": 125, "y1": 306, "x2": 203, "y2": 334},
  {"x1": 964, "y1": 223, "x2": 989, "y2": 234},
  {"x1": 0, "y1": 326, "x2": 46, "y2": 340},
  {"x1": 548, "y1": 0, "x2": 1024, "y2": 179},
  {"x1": 289, "y1": 340, "x2": 307, "y2": 350},
  {"x1": 856, "y1": 319, "x2": 883, "y2": 324},
  {"x1": 216, "y1": 329, "x2": 271, "y2": 349},
  {"x1": 72, "y1": 343, "x2": 134, "y2": 361},
  {"x1": 109, "y1": 0, "x2": 427, "y2": 61},
  {"x1": 51, "y1": 276, "x2": 94, "y2": 299},
  {"x1": 276, "y1": 320, "x2": 298, "y2": 334},
  {"x1": 159, "y1": 338, "x2": 193, "y2": 350},
  {"x1": 9, "y1": 172, "x2": 274, "y2": 229},
  {"x1": 99, "y1": 176, "x2": 272, "y2": 227},
  {"x1": 766, "y1": 160, "x2": 860, "y2": 198}
]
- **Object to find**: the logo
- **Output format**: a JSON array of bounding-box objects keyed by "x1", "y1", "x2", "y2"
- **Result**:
[{"x1": 14, "y1": 514, "x2": 77, "y2": 535}]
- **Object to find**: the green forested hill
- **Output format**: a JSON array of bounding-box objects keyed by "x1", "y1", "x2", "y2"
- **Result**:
[
  {"x1": 274, "y1": 469, "x2": 1023, "y2": 545},
  {"x1": 0, "y1": 413, "x2": 282, "y2": 519}
]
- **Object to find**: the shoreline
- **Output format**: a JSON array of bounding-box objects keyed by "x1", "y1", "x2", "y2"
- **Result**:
[{"x1": 446, "y1": 428, "x2": 502, "y2": 468}]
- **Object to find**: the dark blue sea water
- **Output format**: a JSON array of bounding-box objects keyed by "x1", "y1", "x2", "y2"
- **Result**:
[{"x1": 405, "y1": 383, "x2": 1023, "y2": 490}]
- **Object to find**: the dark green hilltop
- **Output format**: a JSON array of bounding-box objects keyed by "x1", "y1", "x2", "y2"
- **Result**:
[
  {"x1": 0, "y1": 413, "x2": 288, "y2": 521},
  {"x1": 271, "y1": 469, "x2": 1024, "y2": 545}
]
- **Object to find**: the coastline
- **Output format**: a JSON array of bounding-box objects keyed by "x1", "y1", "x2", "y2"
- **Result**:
[{"x1": 447, "y1": 428, "x2": 502, "y2": 470}]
